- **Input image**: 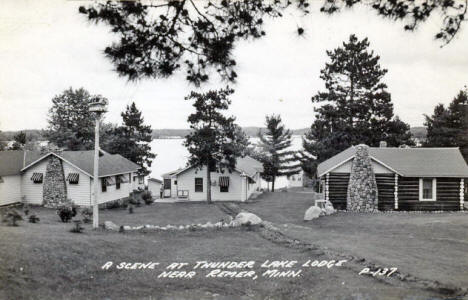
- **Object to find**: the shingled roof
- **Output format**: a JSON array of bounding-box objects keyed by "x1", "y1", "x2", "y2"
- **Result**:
[
  {"x1": 167, "y1": 156, "x2": 263, "y2": 178},
  {"x1": 0, "y1": 151, "x2": 43, "y2": 176},
  {"x1": 317, "y1": 146, "x2": 468, "y2": 178},
  {"x1": 7, "y1": 150, "x2": 142, "y2": 178}
]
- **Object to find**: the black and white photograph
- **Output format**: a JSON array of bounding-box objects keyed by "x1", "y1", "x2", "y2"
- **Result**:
[{"x1": 1, "y1": 0, "x2": 468, "y2": 299}]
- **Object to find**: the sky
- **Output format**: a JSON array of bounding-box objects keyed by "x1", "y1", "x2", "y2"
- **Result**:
[{"x1": 1, "y1": 0, "x2": 467, "y2": 132}]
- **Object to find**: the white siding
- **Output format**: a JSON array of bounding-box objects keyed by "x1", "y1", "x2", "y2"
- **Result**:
[
  {"x1": 0, "y1": 175, "x2": 22, "y2": 205},
  {"x1": 63, "y1": 161, "x2": 92, "y2": 206},
  {"x1": 176, "y1": 166, "x2": 244, "y2": 201},
  {"x1": 148, "y1": 181, "x2": 161, "y2": 198},
  {"x1": 91, "y1": 173, "x2": 133, "y2": 205},
  {"x1": 21, "y1": 159, "x2": 48, "y2": 205}
]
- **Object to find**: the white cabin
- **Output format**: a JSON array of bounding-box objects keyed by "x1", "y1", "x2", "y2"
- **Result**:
[
  {"x1": 0, "y1": 150, "x2": 144, "y2": 207},
  {"x1": 162, "y1": 156, "x2": 263, "y2": 202}
]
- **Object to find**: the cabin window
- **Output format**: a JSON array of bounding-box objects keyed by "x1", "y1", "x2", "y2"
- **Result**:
[
  {"x1": 31, "y1": 172, "x2": 43, "y2": 184},
  {"x1": 174, "y1": 180, "x2": 178, "y2": 185},
  {"x1": 419, "y1": 178, "x2": 436, "y2": 201},
  {"x1": 116, "y1": 175, "x2": 121, "y2": 190},
  {"x1": 67, "y1": 173, "x2": 79, "y2": 185},
  {"x1": 101, "y1": 178, "x2": 107, "y2": 192},
  {"x1": 219, "y1": 176, "x2": 229, "y2": 193},
  {"x1": 138, "y1": 176, "x2": 144, "y2": 184},
  {"x1": 195, "y1": 178, "x2": 203, "y2": 192}
]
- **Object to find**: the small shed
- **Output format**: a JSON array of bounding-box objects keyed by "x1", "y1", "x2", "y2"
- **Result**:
[{"x1": 148, "y1": 178, "x2": 162, "y2": 198}]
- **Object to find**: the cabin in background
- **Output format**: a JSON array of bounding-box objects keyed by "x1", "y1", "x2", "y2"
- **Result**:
[
  {"x1": 317, "y1": 144, "x2": 468, "y2": 211},
  {"x1": 162, "y1": 156, "x2": 263, "y2": 202}
]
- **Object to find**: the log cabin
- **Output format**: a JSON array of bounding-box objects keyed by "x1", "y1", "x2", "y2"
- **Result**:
[{"x1": 317, "y1": 144, "x2": 468, "y2": 211}]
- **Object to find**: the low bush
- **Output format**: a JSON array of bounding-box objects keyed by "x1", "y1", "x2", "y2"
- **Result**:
[
  {"x1": 2, "y1": 209, "x2": 23, "y2": 226},
  {"x1": 141, "y1": 191, "x2": 154, "y2": 205},
  {"x1": 56, "y1": 201, "x2": 78, "y2": 223},
  {"x1": 29, "y1": 215, "x2": 40, "y2": 223},
  {"x1": 81, "y1": 207, "x2": 92, "y2": 224},
  {"x1": 70, "y1": 220, "x2": 84, "y2": 233}
]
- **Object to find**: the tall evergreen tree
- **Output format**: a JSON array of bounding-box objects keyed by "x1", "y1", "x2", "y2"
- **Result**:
[
  {"x1": 300, "y1": 35, "x2": 413, "y2": 176},
  {"x1": 425, "y1": 87, "x2": 468, "y2": 162},
  {"x1": 106, "y1": 102, "x2": 156, "y2": 176},
  {"x1": 46, "y1": 88, "x2": 109, "y2": 151},
  {"x1": 184, "y1": 87, "x2": 249, "y2": 203},
  {"x1": 257, "y1": 114, "x2": 300, "y2": 192}
]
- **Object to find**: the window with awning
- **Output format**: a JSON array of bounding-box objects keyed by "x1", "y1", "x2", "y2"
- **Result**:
[
  {"x1": 31, "y1": 172, "x2": 43, "y2": 183},
  {"x1": 219, "y1": 176, "x2": 229, "y2": 193},
  {"x1": 119, "y1": 174, "x2": 129, "y2": 183},
  {"x1": 105, "y1": 176, "x2": 116, "y2": 186},
  {"x1": 67, "y1": 173, "x2": 79, "y2": 184}
]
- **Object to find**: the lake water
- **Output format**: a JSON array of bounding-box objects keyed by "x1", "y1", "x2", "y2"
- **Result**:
[{"x1": 149, "y1": 136, "x2": 304, "y2": 189}]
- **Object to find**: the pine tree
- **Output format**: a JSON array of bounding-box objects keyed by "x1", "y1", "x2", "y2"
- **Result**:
[
  {"x1": 425, "y1": 87, "x2": 468, "y2": 162},
  {"x1": 106, "y1": 102, "x2": 156, "y2": 176},
  {"x1": 79, "y1": 1, "x2": 464, "y2": 86},
  {"x1": 300, "y1": 35, "x2": 413, "y2": 175},
  {"x1": 257, "y1": 114, "x2": 300, "y2": 192},
  {"x1": 184, "y1": 87, "x2": 249, "y2": 203}
]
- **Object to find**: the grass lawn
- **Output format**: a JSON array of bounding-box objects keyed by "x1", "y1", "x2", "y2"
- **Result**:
[
  {"x1": 0, "y1": 192, "x2": 466, "y2": 299},
  {"x1": 100, "y1": 202, "x2": 229, "y2": 226},
  {"x1": 240, "y1": 191, "x2": 468, "y2": 288}
]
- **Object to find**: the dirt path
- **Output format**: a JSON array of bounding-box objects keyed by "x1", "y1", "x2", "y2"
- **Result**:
[{"x1": 217, "y1": 202, "x2": 468, "y2": 299}]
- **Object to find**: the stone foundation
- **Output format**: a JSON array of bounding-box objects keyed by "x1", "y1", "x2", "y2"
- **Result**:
[
  {"x1": 43, "y1": 156, "x2": 67, "y2": 208},
  {"x1": 347, "y1": 144, "x2": 378, "y2": 212}
]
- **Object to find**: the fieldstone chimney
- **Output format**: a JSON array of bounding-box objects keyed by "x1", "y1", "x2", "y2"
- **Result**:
[
  {"x1": 347, "y1": 144, "x2": 378, "y2": 212},
  {"x1": 43, "y1": 155, "x2": 67, "y2": 208}
]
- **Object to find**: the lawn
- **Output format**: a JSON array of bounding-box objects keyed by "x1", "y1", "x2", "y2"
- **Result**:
[
  {"x1": 0, "y1": 192, "x2": 466, "y2": 299},
  {"x1": 240, "y1": 191, "x2": 468, "y2": 288}
]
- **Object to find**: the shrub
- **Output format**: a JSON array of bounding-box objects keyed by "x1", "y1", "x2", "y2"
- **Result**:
[
  {"x1": 23, "y1": 204, "x2": 30, "y2": 216},
  {"x1": 56, "y1": 201, "x2": 78, "y2": 223},
  {"x1": 29, "y1": 215, "x2": 40, "y2": 223},
  {"x1": 2, "y1": 209, "x2": 23, "y2": 226},
  {"x1": 70, "y1": 220, "x2": 84, "y2": 233},
  {"x1": 128, "y1": 204, "x2": 134, "y2": 214},
  {"x1": 142, "y1": 191, "x2": 154, "y2": 205},
  {"x1": 81, "y1": 207, "x2": 92, "y2": 224}
]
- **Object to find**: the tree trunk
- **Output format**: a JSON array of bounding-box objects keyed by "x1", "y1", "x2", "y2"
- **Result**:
[
  {"x1": 206, "y1": 165, "x2": 212, "y2": 204},
  {"x1": 272, "y1": 176, "x2": 276, "y2": 192},
  {"x1": 267, "y1": 181, "x2": 270, "y2": 192}
]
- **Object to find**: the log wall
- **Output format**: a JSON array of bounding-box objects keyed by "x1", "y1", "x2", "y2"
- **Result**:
[
  {"x1": 328, "y1": 173, "x2": 349, "y2": 210},
  {"x1": 397, "y1": 177, "x2": 461, "y2": 211},
  {"x1": 375, "y1": 174, "x2": 395, "y2": 210}
]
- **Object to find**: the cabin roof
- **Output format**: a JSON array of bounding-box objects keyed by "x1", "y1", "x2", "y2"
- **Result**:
[
  {"x1": 0, "y1": 150, "x2": 43, "y2": 176},
  {"x1": 15, "y1": 150, "x2": 140, "y2": 178},
  {"x1": 164, "y1": 156, "x2": 264, "y2": 179},
  {"x1": 148, "y1": 178, "x2": 162, "y2": 183},
  {"x1": 317, "y1": 146, "x2": 468, "y2": 178}
]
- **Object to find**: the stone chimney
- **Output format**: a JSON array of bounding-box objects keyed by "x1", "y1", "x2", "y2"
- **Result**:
[
  {"x1": 379, "y1": 141, "x2": 387, "y2": 148},
  {"x1": 347, "y1": 144, "x2": 378, "y2": 212}
]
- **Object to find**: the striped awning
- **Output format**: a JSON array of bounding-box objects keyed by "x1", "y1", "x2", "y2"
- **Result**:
[
  {"x1": 119, "y1": 174, "x2": 129, "y2": 183},
  {"x1": 105, "y1": 176, "x2": 115, "y2": 186},
  {"x1": 67, "y1": 173, "x2": 80, "y2": 183},
  {"x1": 219, "y1": 176, "x2": 230, "y2": 187},
  {"x1": 31, "y1": 172, "x2": 43, "y2": 182}
]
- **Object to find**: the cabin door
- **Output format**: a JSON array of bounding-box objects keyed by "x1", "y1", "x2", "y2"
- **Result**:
[{"x1": 163, "y1": 179, "x2": 171, "y2": 197}]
